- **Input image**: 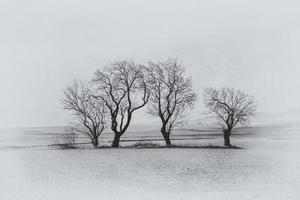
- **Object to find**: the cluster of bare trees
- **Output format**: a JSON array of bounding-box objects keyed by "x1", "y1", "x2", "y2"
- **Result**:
[{"x1": 62, "y1": 58, "x2": 256, "y2": 148}]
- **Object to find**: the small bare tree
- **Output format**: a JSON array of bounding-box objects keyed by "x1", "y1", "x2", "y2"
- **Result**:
[
  {"x1": 92, "y1": 60, "x2": 150, "y2": 147},
  {"x1": 62, "y1": 81, "x2": 106, "y2": 148},
  {"x1": 146, "y1": 58, "x2": 197, "y2": 146},
  {"x1": 56, "y1": 126, "x2": 78, "y2": 149},
  {"x1": 203, "y1": 87, "x2": 256, "y2": 147}
]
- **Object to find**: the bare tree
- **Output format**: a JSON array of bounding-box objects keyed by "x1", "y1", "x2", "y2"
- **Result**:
[
  {"x1": 203, "y1": 87, "x2": 256, "y2": 147},
  {"x1": 56, "y1": 126, "x2": 78, "y2": 149},
  {"x1": 62, "y1": 81, "x2": 106, "y2": 148},
  {"x1": 146, "y1": 58, "x2": 197, "y2": 146},
  {"x1": 92, "y1": 60, "x2": 150, "y2": 147}
]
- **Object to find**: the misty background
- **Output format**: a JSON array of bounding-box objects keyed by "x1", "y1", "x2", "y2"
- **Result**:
[{"x1": 1, "y1": 0, "x2": 300, "y2": 127}]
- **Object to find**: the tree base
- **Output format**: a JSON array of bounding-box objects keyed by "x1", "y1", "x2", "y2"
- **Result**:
[{"x1": 111, "y1": 134, "x2": 121, "y2": 147}]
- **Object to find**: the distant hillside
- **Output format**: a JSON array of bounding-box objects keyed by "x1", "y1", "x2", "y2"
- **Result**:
[
  {"x1": 253, "y1": 109, "x2": 300, "y2": 126},
  {"x1": 183, "y1": 109, "x2": 300, "y2": 129},
  {"x1": 7, "y1": 109, "x2": 300, "y2": 132}
]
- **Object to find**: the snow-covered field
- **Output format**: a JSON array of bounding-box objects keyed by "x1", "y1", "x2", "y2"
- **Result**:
[{"x1": 1, "y1": 125, "x2": 300, "y2": 200}]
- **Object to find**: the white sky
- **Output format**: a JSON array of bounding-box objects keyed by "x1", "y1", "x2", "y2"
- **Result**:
[{"x1": 0, "y1": 0, "x2": 300, "y2": 127}]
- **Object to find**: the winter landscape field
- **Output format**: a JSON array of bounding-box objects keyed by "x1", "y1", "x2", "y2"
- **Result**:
[
  {"x1": 1, "y1": 122, "x2": 300, "y2": 200},
  {"x1": 1, "y1": 1, "x2": 300, "y2": 199}
]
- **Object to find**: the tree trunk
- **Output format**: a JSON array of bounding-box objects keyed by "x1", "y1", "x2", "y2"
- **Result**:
[
  {"x1": 111, "y1": 133, "x2": 121, "y2": 147},
  {"x1": 223, "y1": 129, "x2": 231, "y2": 147},
  {"x1": 92, "y1": 138, "x2": 99, "y2": 148},
  {"x1": 164, "y1": 135, "x2": 171, "y2": 147},
  {"x1": 161, "y1": 127, "x2": 171, "y2": 147}
]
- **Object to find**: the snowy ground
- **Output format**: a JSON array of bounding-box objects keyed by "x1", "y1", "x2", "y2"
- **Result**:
[{"x1": 1, "y1": 125, "x2": 300, "y2": 200}]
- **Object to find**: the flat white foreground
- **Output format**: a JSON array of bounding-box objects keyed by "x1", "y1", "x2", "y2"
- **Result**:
[{"x1": 0, "y1": 126, "x2": 300, "y2": 200}]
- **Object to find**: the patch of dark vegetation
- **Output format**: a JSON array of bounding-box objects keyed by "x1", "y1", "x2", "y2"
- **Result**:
[
  {"x1": 117, "y1": 137, "x2": 215, "y2": 143},
  {"x1": 121, "y1": 142, "x2": 243, "y2": 149},
  {"x1": 49, "y1": 141, "x2": 89, "y2": 149},
  {"x1": 170, "y1": 144, "x2": 243, "y2": 149},
  {"x1": 50, "y1": 142, "x2": 112, "y2": 150},
  {"x1": 54, "y1": 143, "x2": 78, "y2": 149},
  {"x1": 51, "y1": 142, "x2": 243, "y2": 149},
  {"x1": 128, "y1": 142, "x2": 162, "y2": 148}
]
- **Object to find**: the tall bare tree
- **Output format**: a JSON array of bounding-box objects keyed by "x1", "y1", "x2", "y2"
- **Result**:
[
  {"x1": 62, "y1": 81, "x2": 106, "y2": 148},
  {"x1": 92, "y1": 60, "x2": 150, "y2": 147},
  {"x1": 146, "y1": 58, "x2": 196, "y2": 146},
  {"x1": 203, "y1": 87, "x2": 256, "y2": 147}
]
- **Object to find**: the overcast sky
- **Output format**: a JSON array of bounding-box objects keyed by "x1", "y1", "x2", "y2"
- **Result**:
[{"x1": 0, "y1": 0, "x2": 300, "y2": 127}]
